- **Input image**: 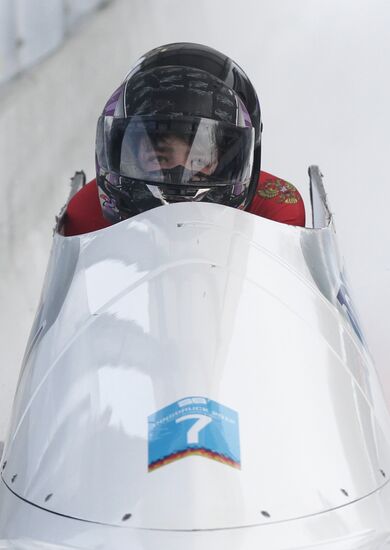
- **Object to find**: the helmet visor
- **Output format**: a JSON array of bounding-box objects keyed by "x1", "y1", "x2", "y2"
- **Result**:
[{"x1": 97, "y1": 115, "x2": 254, "y2": 188}]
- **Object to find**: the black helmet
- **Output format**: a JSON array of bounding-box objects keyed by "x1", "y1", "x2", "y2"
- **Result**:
[{"x1": 96, "y1": 43, "x2": 262, "y2": 222}]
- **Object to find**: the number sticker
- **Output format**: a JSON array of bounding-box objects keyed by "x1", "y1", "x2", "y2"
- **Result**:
[{"x1": 148, "y1": 397, "x2": 240, "y2": 472}]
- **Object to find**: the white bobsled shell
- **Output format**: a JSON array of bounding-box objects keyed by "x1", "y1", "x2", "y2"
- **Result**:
[{"x1": 1, "y1": 202, "x2": 390, "y2": 534}]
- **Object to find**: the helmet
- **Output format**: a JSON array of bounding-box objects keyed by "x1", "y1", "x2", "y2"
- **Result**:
[{"x1": 96, "y1": 43, "x2": 262, "y2": 222}]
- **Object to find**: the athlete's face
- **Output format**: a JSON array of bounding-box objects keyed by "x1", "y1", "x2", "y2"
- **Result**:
[{"x1": 137, "y1": 134, "x2": 218, "y2": 176}]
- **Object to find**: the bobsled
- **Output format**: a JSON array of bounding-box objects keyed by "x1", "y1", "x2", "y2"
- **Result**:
[{"x1": 1, "y1": 167, "x2": 390, "y2": 550}]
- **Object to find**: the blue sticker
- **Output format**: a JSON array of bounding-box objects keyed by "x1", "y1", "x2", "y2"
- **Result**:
[
  {"x1": 337, "y1": 273, "x2": 365, "y2": 344},
  {"x1": 148, "y1": 397, "x2": 240, "y2": 472}
]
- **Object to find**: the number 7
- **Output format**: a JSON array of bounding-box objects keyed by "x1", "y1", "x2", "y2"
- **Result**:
[{"x1": 176, "y1": 414, "x2": 212, "y2": 444}]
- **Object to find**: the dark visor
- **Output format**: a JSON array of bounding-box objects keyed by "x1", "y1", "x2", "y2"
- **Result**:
[{"x1": 96, "y1": 115, "x2": 254, "y2": 187}]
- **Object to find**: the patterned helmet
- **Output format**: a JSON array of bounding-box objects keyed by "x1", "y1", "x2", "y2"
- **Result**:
[{"x1": 96, "y1": 43, "x2": 262, "y2": 222}]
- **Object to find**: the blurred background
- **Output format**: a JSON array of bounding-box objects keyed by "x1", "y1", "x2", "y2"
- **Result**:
[{"x1": 0, "y1": 0, "x2": 389, "y2": 441}]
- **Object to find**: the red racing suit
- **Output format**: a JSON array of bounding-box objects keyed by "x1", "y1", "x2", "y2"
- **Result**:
[{"x1": 63, "y1": 171, "x2": 305, "y2": 237}]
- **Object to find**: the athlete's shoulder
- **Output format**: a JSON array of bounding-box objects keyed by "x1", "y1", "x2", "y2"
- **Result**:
[
  {"x1": 257, "y1": 171, "x2": 304, "y2": 205},
  {"x1": 63, "y1": 179, "x2": 112, "y2": 236},
  {"x1": 246, "y1": 170, "x2": 306, "y2": 227}
]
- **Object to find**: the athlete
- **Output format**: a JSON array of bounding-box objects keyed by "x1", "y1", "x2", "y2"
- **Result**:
[{"x1": 63, "y1": 43, "x2": 305, "y2": 236}]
